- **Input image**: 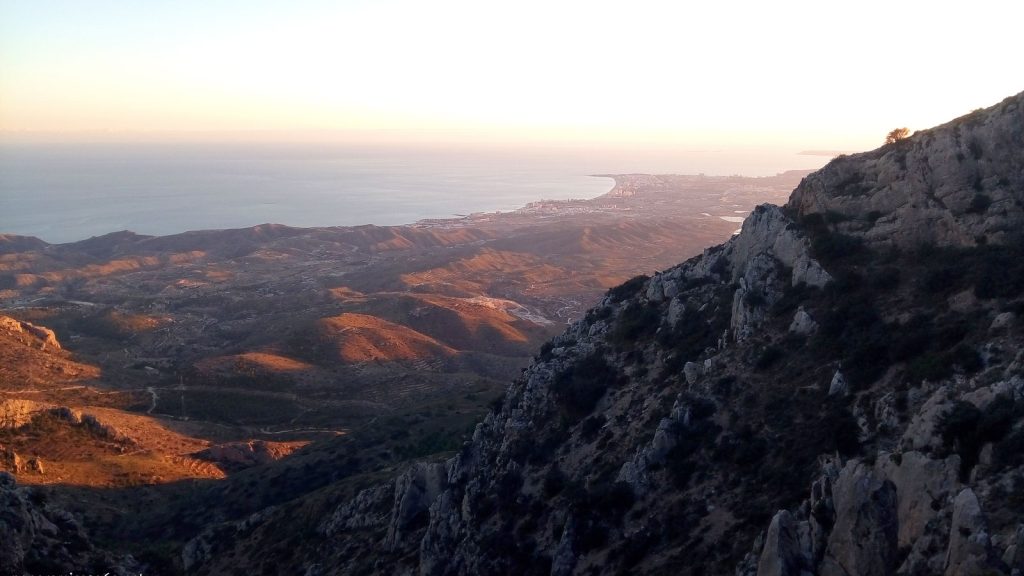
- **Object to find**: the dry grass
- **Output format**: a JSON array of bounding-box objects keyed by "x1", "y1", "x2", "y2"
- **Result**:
[{"x1": 317, "y1": 313, "x2": 456, "y2": 363}]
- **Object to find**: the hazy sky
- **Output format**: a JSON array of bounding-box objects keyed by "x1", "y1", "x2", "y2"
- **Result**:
[{"x1": 2, "y1": 0, "x2": 1021, "y2": 149}]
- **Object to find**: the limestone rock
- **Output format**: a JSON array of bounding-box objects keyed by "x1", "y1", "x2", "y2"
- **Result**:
[
  {"x1": 26, "y1": 457, "x2": 43, "y2": 475},
  {"x1": 684, "y1": 361, "x2": 703, "y2": 384},
  {"x1": 0, "y1": 399, "x2": 50, "y2": 429},
  {"x1": 645, "y1": 274, "x2": 665, "y2": 302},
  {"x1": 787, "y1": 95, "x2": 1024, "y2": 250},
  {"x1": 0, "y1": 445, "x2": 24, "y2": 473},
  {"x1": 550, "y1": 516, "x2": 577, "y2": 576},
  {"x1": 827, "y1": 370, "x2": 848, "y2": 397},
  {"x1": 901, "y1": 386, "x2": 952, "y2": 452},
  {"x1": 386, "y1": 462, "x2": 448, "y2": 550},
  {"x1": 788, "y1": 307, "x2": 818, "y2": 335},
  {"x1": 991, "y1": 311, "x2": 1015, "y2": 331},
  {"x1": 944, "y1": 488, "x2": 994, "y2": 575},
  {"x1": 726, "y1": 204, "x2": 831, "y2": 289},
  {"x1": 756, "y1": 510, "x2": 807, "y2": 576},
  {"x1": 877, "y1": 451, "x2": 960, "y2": 548},
  {"x1": 667, "y1": 297, "x2": 686, "y2": 326},
  {"x1": 0, "y1": 473, "x2": 134, "y2": 571},
  {"x1": 0, "y1": 316, "x2": 23, "y2": 333},
  {"x1": 730, "y1": 253, "x2": 785, "y2": 341},
  {"x1": 820, "y1": 461, "x2": 898, "y2": 576},
  {"x1": 18, "y1": 321, "x2": 61, "y2": 350},
  {"x1": 1002, "y1": 524, "x2": 1024, "y2": 571},
  {"x1": 321, "y1": 484, "x2": 394, "y2": 534},
  {"x1": 197, "y1": 440, "x2": 286, "y2": 470}
]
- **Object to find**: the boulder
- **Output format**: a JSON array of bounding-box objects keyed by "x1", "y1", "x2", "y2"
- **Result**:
[
  {"x1": 901, "y1": 386, "x2": 952, "y2": 452},
  {"x1": 0, "y1": 445, "x2": 24, "y2": 473},
  {"x1": 788, "y1": 307, "x2": 818, "y2": 335},
  {"x1": 820, "y1": 461, "x2": 898, "y2": 576},
  {"x1": 756, "y1": 510, "x2": 808, "y2": 576},
  {"x1": 991, "y1": 311, "x2": 1015, "y2": 331},
  {"x1": 385, "y1": 462, "x2": 448, "y2": 550},
  {"x1": 827, "y1": 370, "x2": 848, "y2": 397},
  {"x1": 877, "y1": 451, "x2": 960, "y2": 548},
  {"x1": 944, "y1": 488, "x2": 994, "y2": 575},
  {"x1": 18, "y1": 321, "x2": 61, "y2": 350},
  {"x1": 26, "y1": 458, "x2": 43, "y2": 475},
  {"x1": 684, "y1": 361, "x2": 703, "y2": 385}
]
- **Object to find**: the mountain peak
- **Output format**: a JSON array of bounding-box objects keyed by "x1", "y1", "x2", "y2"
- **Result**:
[{"x1": 788, "y1": 91, "x2": 1024, "y2": 249}]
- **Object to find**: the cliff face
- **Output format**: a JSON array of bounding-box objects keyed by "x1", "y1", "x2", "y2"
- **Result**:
[
  {"x1": 0, "y1": 472, "x2": 139, "y2": 573},
  {"x1": 788, "y1": 95, "x2": 1024, "y2": 250},
  {"x1": 163, "y1": 92, "x2": 1024, "y2": 574}
]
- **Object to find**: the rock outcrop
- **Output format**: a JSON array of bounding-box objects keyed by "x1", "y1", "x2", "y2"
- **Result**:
[
  {"x1": 788, "y1": 95, "x2": 1024, "y2": 250},
  {"x1": 0, "y1": 315, "x2": 61, "y2": 350},
  {"x1": 0, "y1": 473, "x2": 136, "y2": 572}
]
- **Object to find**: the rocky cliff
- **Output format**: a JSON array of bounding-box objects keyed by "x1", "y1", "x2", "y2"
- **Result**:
[
  {"x1": 173, "y1": 91, "x2": 1024, "y2": 576},
  {"x1": 0, "y1": 472, "x2": 138, "y2": 573}
]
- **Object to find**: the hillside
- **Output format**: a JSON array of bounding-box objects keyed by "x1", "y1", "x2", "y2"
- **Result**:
[{"x1": 150, "y1": 93, "x2": 1024, "y2": 576}]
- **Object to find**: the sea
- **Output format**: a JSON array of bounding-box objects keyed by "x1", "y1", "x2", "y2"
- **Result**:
[{"x1": 0, "y1": 141, "x2": 828, "y2": 244}]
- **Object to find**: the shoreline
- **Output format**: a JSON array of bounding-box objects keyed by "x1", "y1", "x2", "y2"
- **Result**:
[{"x1": 1, "y1": 175, "x2": 622, "y2": 246}]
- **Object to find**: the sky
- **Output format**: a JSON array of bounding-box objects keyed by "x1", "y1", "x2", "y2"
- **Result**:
[{"x1": 2, "y1": 0, "x2": 1022, "y2": 150}]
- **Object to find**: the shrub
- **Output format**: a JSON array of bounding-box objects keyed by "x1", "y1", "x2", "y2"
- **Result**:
[
  {"x1": 971, "y1": 246, "x2": 1024, "y2": 299},
  {"x1": 538, "y1": 342, "x2": 555, "y2": 360},
  {"x1": 836, "y1": 170, "x2": 874, "y2": 196},
  {"x1": 977, "y1": 395, "x2": 1018, "y2": 443},
  {"x1": 552, "y1": 352, "x2": 620, "y2": 421},
  {"x1": 709, "y1": 256, "x2": 730, "y2": 277},
  {"x1": 870, "y1": 266, "x2": 901, "y2": 291},
  {"x1": 825, "y1": 210, "x2": 851, "y2": 223},
  {"x1": 657, "y1": 308, "x2": 719, "y2": 373},
  {"x1": 922, "y1": 265, "x2": 965, "y2": 294},
  {"x1": 495, "y1": 469, "x2": 524, "y2": 511},
  {"x1": 948, "y1": 344, "x2": 983, "y2": 374},
  {"x1": 941, "y1": 395, "x2": 1023, "y2": 477},
  {"x1": 771, "y1": 281, "x2": 817, "y2": 318},
  {"x1": 611, "y1": 302, "x2": 661, "y2": 347},
  {"x1": 589, "y1": 481, "x2": 636, "y2": 520},
  {"x1": 543, "y1": 465, "x2": 567, "y2": 497},
  {"x1": 580, "y1": 414, "x2": 606, "y2": 441},
  {"x1": 889, "y1": 316, "x2": 934, "y2": 362},
  {"x1": 744, "y1": 289, "x2": 767, "y2": 307},
  {"x1": 828, "y1": 403, "x2": 862, "y2": 457},
  {"x1": 938, "y1": 401, "x2": 983, "y2": 478},
  {"x1": 755, "y1": 346, "x2": 785, "y2": 371},
  {"x1": 885, "y1": 127, "x2": 910, "y2": 145},
  {"x1": 811, "y1": 232, "x2": 865, "y2": 264},
  {"x1": 688, "y1": 397, "x2": 717, "y2": 420},
  {"x1": 607, "y1": 275, "x2": 650, "y2": 303},
  {"x1": 578, "y1": 521, "x2": 609, "y2": 552},
  {"x1": 906, "y1": 353, "x2": 951, "y2": 383},
  {"x1": 584, "y1": 305, "x2": 612, "y2": 324},
  {"x1": 966, "y1": 193, "x2": 992, "y2": 214},
  {"x1": 816, "y1": 295, "x2": 891, "y2": 388},
  {"x1": 993, "y1": 428, "x2": 1024, "y2": 472}
]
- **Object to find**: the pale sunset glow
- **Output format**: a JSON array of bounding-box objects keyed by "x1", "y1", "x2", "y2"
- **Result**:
[{"x1": 1, "y1": 0, "x2": 1022, "y2": 149}]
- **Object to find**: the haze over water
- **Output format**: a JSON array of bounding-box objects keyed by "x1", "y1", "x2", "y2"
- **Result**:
[{"x1": 0, "y1": 141, "x2": 828, "y2": 244}]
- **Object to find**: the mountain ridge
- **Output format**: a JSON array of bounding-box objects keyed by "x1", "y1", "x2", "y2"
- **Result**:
[{"x1": 267, "y1": 90, "x2": 1024, "y2": 575}]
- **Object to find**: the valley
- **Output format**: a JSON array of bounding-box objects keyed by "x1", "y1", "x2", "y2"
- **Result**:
[{"x1": 0, "y1": 171, "x2": 804, "y2": 490}]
